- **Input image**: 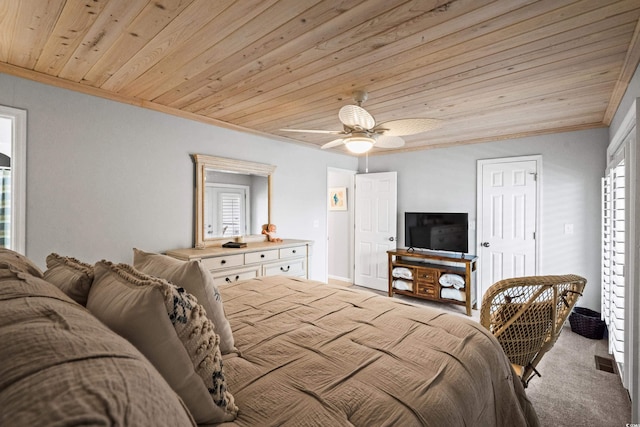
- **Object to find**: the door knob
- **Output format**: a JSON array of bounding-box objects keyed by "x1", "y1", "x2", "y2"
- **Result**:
[
  {"x1": 481, "y1": 242, "x2": 490, "y2": 247},
  {"x1": 389, "y1": 237, "x2": 395, "y2": 242}
]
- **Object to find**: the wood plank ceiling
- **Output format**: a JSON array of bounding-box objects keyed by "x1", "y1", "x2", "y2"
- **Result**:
[{"x1": 1, "y1": 0, "x2": 639, "y2": 154}]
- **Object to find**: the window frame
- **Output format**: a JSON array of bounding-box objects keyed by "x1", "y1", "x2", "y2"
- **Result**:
[{"x1": 0, "y1": 105, "x2": 26, "y2": 254}]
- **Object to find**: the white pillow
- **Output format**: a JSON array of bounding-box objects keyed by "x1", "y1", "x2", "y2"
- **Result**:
[
  {"x1": 439, "y1": 273, "x2": 465, "y2": 289},
  {"x1": 86, "y1": 261, "x2": 237, "y2": 424},
  {"x1": 133, "y1": 248, "x2": 236, "y2": 354}
]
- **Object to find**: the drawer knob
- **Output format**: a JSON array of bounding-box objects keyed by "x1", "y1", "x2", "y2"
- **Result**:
[
  {"x1": 225, "y1": 277, "x2": 231, "y2": 283},
  {"x1": 221, "y1": 259, "x2": 226, "y2": 264},
  {"x1": 280, "y1": 266, "x2": 290, "y2": 272},
  {"x1": 292, "y1": 249, "x2": 296, "y2": 254},
  {"x1": 235, "y1": 275, "x2": 239, "y2": 281},
  {"x1": 261, "y1": 254, "x2": 265, "y2": 258}
]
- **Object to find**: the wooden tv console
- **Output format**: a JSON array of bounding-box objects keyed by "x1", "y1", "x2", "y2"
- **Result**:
[{"x1": 387, "y1": 249, "x2": 478, "y2": 316}]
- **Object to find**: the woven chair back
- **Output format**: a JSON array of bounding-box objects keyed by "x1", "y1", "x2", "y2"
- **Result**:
[{"x1": 480, "y1": 274, "x2": 586, "y2": 386}]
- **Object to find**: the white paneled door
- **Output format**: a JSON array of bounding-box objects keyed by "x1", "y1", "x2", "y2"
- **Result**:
[
  {"x1": 477, "y1": 157, "x2": 540, "y2": 300},
  {"x1": 354, "y1": 172, "x2": 397, "y2": 291}
]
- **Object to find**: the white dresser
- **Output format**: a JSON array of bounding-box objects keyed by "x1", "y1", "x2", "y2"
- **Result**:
[{"x1": 165, "y1": 239, "x2": 313, "y2": 286}]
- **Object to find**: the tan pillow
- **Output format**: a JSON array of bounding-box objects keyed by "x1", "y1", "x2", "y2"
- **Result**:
[
  {"x1": 0, "y1": 248, "x2": 43, "y2": 278},
  {"x1": 133, "y1": 248, "x2": 236, "y2": 354},
  {"x1": 86, "y1": 261, "x2": 237, "y2": 424},
  {"x1": 43, "y1": 253, "x2": 94, "y2": 306}
]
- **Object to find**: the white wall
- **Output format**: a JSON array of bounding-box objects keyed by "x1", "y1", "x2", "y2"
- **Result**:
[
  {"x1": 359, "y1": 128, "x2": 608, "y2": 311},
  {"x1": 611, "y1": 65, "x2": 640, "y2": 141},
  {"x1": 0, "y1": 73, "x2": 358, "y2": 280}
]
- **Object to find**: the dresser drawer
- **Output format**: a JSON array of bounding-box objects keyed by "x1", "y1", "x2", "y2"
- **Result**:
[
  {"x1": 263, "y1": 259, "x2": 306, "y2": 277},
  {"x1": 211, "y1": 267, "x2": 260, "y2": 286},
  {"x1": 415, "y1": 268, "x2": 439, "y2": 284},
  {"x1": 201, "y1": 254, "x2": 244, "y2": 271},
  {"x1": 416, "y1": 282, "x2": 438, "y2": 298},
  {"x1": 279, "y1": 245, "x2": 306, "y2": 259},
  {"x1": 245, "y1": 249, "x2": 279, "y2": 264}
]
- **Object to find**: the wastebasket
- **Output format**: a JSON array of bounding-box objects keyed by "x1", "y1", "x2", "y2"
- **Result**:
[{"x1": 569, "y1": 307, "x2": 606, "y2": 339}]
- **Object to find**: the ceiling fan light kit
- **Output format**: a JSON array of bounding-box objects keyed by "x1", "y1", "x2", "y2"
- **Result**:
[
  {"x1": 281, "y1": 91, "x2": 442, "y2": 154},
  {"x1": 345, "y1": 135, "x2": 375, "y2": 154}
]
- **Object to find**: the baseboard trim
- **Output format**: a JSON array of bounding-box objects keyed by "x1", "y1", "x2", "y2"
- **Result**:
[{"x1": 328, "y1": 274, "x2": 351, "y2": 283}]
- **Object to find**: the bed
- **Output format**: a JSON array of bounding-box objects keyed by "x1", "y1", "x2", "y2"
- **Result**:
[
  {"x1": 218, "y1": 275, "x2": 539, "y2": 426},
  {"x1": 0, "y1": 248, "x2": 539, "y2": 426}
]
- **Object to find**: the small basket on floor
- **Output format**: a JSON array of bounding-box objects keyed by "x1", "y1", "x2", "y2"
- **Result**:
[{"x1": 569, "y1": 307, "x2": 605, "y2": 339}]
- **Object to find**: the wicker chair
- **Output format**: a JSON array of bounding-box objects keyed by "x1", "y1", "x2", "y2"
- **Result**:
[{"x1": 480, "y1": 274, "x2": 587, "y2": 387}]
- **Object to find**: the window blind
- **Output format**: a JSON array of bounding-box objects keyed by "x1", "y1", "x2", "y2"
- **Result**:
[
  {"x1": 220, "y1": 192, "x2": 242, "y2": 236},
  {"x1": 602, "y1": 159, "x2": 625, "y2": 367},
  {"x1": 0, "y1": 168, "x2": 10, "y2": 248},
  {"x1": 602, "y1": 175, "x2": 611, "y2": 327}
]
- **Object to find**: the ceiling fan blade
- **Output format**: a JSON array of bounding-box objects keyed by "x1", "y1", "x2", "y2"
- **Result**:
[
  {"x1": 321, "y1": 139, "x2": 345, "y2": 149},
  {"x1": 374, "y1": 118, "x2": 442, "y2": 136},
  {"x1": 338, "y1": 105, "x2": 376, "y2": 129},
  {"x1": 374, "y1": 135, "x2": 405, "y2": 148},
  {"x1": 280, "y1": 128, "x2": 343, "y2": 134}
]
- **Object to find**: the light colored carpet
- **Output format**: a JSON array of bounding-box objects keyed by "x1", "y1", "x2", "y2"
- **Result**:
[
  {"x1": 525, "y1": 329, "x2": 631, "y2": 427},
  {"x1": 331, "y1": 280, "x2": 632, "y2": 426}
]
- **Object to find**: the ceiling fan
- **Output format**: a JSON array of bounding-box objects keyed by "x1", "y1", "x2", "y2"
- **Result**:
[{"x1": 280, "y1": 90, "x2": 442, "y2": 153}]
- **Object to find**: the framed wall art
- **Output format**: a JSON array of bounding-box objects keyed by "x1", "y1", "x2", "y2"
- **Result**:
[{"x1": 329, "y1": 187, "x2": 347, "y2": 211}]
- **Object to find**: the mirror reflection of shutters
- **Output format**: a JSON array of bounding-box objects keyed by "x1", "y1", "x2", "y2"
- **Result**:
[{"x1": 220, "y1": 192, "x2": 242, "y2": 236}]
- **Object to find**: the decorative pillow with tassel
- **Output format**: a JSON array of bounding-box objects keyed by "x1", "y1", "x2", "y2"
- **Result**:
[
  {"x1": 43, "y1": 253, "x2": 94, "y2": 306},
  {"x1": 133, "y1": 248, "x2": 236, "y2": 354},
  {"x1": 87, "y1": 261, "x2": 238, "y2": 424}
]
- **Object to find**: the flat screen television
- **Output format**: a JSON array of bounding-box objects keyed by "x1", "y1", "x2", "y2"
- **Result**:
[{"x1": 404, "y1": 212, "x2": 469, "y2": 253}]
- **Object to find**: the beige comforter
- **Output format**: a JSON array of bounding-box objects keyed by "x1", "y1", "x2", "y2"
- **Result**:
[
  {"x1": 219, "y1": 276, "x2": 539, "y2": 426},
  {"x1": 0, "y1": 269, "x2": 196, "y2": 426}
]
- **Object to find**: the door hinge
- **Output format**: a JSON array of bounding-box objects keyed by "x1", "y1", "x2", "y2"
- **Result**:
[
  {"x1": 533, "y1": 231, "x2": 536, "y2": 239},
  {"x1": 529, "y1": 172, "x2": 537, "y2": 181}
]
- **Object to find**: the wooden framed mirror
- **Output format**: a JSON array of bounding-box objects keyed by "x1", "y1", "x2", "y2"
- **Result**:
[{"x1": 193, "y1": 154, "x2": 276, "y2": 248}]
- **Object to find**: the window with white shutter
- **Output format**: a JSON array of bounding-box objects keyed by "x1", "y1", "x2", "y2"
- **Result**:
[
  {"x1": 603, "y1": 99, "x2": 637, "y2": 415},
  {"x1": 602, "y1": 159, "x2": 625, "y2": 369},
  {"x1": 219, "y1": 192, "x2": 243, "y2": 237},
  {"x1": 602, "y1": 174, "x2": 611, "y2": 328},
  {"x1": 204, "y1": 184, "x2": 249, "y2": 237}
]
